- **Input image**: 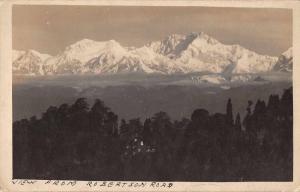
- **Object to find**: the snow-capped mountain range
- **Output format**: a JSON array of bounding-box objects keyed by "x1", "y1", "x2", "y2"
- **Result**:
[{"x1": 12, "y1": 32, "x2": 292, "y2": 75}]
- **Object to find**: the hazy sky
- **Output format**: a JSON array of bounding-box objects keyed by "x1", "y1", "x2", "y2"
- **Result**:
[{"x1": 13, "y1": 5, "x2": 292, "y2": 56}]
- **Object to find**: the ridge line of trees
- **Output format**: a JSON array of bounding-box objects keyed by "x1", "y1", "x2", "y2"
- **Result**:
[{"x1": 13, "y1": 87, "x2": 293, "y2": 181}]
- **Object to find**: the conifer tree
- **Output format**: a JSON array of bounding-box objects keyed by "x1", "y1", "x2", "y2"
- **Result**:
[
  {"x1": 235, "y1": 113, "x2": 242, "y2": 131},
  {"x1": 226, "y1": 98, "x2": 234, "y2": 125},
  {"x1": 142, "y1": 118, "x2": 152, "y2": 145}
]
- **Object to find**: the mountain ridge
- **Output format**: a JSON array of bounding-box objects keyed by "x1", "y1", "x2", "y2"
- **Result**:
[
  {"x1": 13, "y1": 32, "x2": 290, "y2": 76},
  {"x1": 273, "y1": 47, "x2": 293, "y2": 73}
]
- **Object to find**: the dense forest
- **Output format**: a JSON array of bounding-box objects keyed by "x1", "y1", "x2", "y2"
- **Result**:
[{"x1": 13, "y1": 87, "x2": 293, "y2": 181}]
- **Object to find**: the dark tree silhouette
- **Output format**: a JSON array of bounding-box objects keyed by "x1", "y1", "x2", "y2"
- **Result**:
[
  {"x1": 235, "y1": 113, "x2": 241, "y2": 131},
  {"x1": 13, "y1": 87, "x2": 293, "y2": 181},
  {"x1": 226, "y1": 98, "x2": 234, "y2": 125}
]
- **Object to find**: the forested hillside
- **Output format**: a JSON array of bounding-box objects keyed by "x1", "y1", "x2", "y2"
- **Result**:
[{"x1": 13, "y1": 87, "x2": 293, "y2": 181}]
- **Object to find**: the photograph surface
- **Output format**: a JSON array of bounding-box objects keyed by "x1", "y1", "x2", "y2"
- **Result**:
[{"x1": 12, "y1": 5, "x2": 293, "y2": 182}]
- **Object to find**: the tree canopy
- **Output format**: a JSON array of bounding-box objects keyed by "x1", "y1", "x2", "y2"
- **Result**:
[{"x1": 13, "y1": 87, "x2": 293, "y2": 181}]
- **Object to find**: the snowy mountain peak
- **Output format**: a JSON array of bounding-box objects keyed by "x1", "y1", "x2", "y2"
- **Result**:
[
  {"x1": 13, "y1": 49, "x2": 51, "y2": 62},
  {"x1": 26, "y1": 49, "x2": 51, "y2": 60},
  {"x1": 283, "y1": 47, "x2": 292, "y2": 58},
  {"x1": 104, "y1": 40, "x2": 126, "y2": 52},
  {"x1": 13, "y1": 49, "x2": 52, "y2": 75},
  {"x1": 67, "y1": 38, "x2": 98, "y2": 49},
  {"x1": 273, "y1": 47, "x2": 293, "y2": 72},
  {"x1": 188, "y1": 31, "x2": 219, "y2": 44},
  {"x1": 13, "y1": 50, "x2": 25, "y2": 61},
  {"x1": 64, "y1": 39, "x2": 125, "y2": 54},
  {"x1": 147, "y1": 32, "x2": 220, "y2": 58},
  {"x1": 64, "y1": 39, "x2": 102, "y2": 54},
  {"x1": 146, "y1": 34, "x2": 185, "y2": 56}
]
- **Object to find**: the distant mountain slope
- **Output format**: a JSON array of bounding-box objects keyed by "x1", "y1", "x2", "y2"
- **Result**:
[
  {"x1": 13, "y1": 50, "x2": 51, "y2": 75},
  {"x1": 273, "y1": 47, "x2": 292, "y2": 73},
  {"x1": 13, "y1": 32, "x2": 279, "y2": 75},
  {"x1": 147, "y1": 32, "x2": 277, "y2": 74}
]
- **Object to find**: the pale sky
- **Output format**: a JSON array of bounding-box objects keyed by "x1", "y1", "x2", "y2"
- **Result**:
[{"x1": 13, "y1": 5, "x2": 292, "y2": 56}]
